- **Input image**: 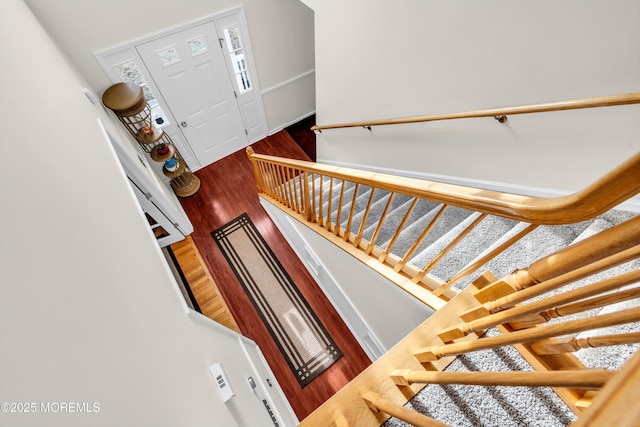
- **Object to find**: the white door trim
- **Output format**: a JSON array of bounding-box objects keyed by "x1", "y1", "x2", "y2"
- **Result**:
[
  {"x1": 94, "y1": 6, "x2": 267, "y2": 168},
  {"x1": 96, "y1": 6, "x2": 245, "y2": 56}
]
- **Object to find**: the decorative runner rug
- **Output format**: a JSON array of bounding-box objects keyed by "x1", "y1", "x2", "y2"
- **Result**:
[{"x1": 212, "y1": 213, "x2": 342, "y2": 387}]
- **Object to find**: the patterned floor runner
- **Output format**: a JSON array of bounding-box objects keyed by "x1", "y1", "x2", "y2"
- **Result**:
[{"x1": 212, "y1": 213, "x2": 342, "y2": 386}]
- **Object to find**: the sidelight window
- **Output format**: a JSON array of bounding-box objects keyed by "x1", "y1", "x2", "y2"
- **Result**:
[
  {"x1": 116, "y1": 61, "x2": 168, "y2": 126},
  {"x1": 222, "y1": 25, "x2": 252, "y2": 94}
]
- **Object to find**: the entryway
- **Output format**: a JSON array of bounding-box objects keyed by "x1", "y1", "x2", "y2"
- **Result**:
[{"x1": 96, "y1": 6, "x2": 267, "y2": 171}]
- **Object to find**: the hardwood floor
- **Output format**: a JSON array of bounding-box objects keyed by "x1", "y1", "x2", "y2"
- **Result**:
[
  {"x1": 176, "y1": 131, "x2": 372, "y2": 420},
  {"x1": 170, "y1": 236, "x2": 240, "y2": 333}
]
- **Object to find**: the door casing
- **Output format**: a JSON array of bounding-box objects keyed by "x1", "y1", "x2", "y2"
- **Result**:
[{"x1": 95, "y1": 6, "x2": 267, "y2": 171}]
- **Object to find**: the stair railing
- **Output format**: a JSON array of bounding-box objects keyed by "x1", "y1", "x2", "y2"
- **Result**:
[
  {"x1": 247, "y1": 93, "x2": 640, "y2": 426},
  {"x1": 247, "y1": 147, "x2": 640, "y2": 309},
  {"x1": 310, "y1": 92, "x2": 640, "y2": 132},
  {"x1": 297, "y1": 215, "x2": 640, "y2": 426}
]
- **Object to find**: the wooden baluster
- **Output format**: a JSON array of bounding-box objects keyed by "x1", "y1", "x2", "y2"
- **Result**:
[
  {"x1": 509, "y1": 285, "x2": 640, "y2": 330},
  {"x1": 463, "y1": 245, "x2": 640, "y2": 322},
  {"x1": 295, "y1": 168, "x2": 303, "y2": 214},
  {"x1": 309, "y1": 172, "x2": 317, "y2": 223},
  {"x1": 343, "y1": 183, "x2": 360, "y2": 242},
  {"x1": 439, "y1": 268, "x2": 640, "y2": 342},
  {"x1": 439, "y1": 224, "x2": 538, "y2": 291},
  {"x1": 354, "y1": 188, "x2": 376, "y2": 248},
  {"x1": 475, "y1": 215, "x2": 640, "y2": 303},
  {"x1": 254, "y1": 160, "x2": 268, "y2": 194},
  {"x1": 325, "y1": 177, "x2": 334, "y2": 231},
  {"x1": 531, "y1": 332, "x2": 640, "y2": 355},
  {"x1": 291, "y1": 168, "x2": 301, "y2": 212},
  {"x1": 260, "y1": 162, "x2": 271, "y2": 196},
  {"x1": 285, "y1": 167, "x2": 297, "y2": 211},
  {"x1": 272, "y1": 163, "x2": 285, "y2": 203},
  {"x1": 570, "y1": 350, "x2": 640, "y2": 427},
  {"x1": 266, "y1": 162, "x2": 282, "y2": 202},
  {"x1": 416, "y1": 306, "x2": 640, "y2": 362},
  {"x1": 317, "y1": 173, "x2": 324, "y2": 226},
  {"x1": 286, "y1": 167, "x2": 295, "y2": 209},
  {"x1": 302, "y1": 171, "x2": 311, "y2": 221},
  {"x1": 394, "y1": 204, "x2": 447, "y2": 272},
  {"x1": 416, "y1": 213, "x2": 488, "y2": 289},
  {"x1": 334, "y1": 180, "x2": 346, "y2": 236},
  {"x1": 278, "y1": 165, "x2": 289, "y2": 203},
  {"x1": 390, "y1": 368, "x2": 613, "y2": 389},
  {"x1": 362, "y1": 392, "x2": 449, "y2": 427},
  {"x1": 277, "y1": 165, "x2": 289, "y2": 208},
  {"x1": 365, "y1": 192, "x2": 397, "y2": 254},
  {"x1": 378, "y1": 197, "x2": 419, "y2": 263},
  {"x1": 269, "y1": 163, "x2": 284, "y2": 203}
]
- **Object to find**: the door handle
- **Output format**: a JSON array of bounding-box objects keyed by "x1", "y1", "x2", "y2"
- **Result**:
[{"x1": 180, "y1": 121, "x2": 187, "y2": 128}]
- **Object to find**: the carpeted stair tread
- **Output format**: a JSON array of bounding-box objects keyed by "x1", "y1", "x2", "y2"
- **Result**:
[
  {"x1": 575, "y1": 296, "x2": 640, "y2": 371},
  {"x1": 326, "y1": 183, "x2": 359, "y2": 223},
  {"x1": 341, "y1": 190, "x2": 412, "y2": 234},
  {"x1": 472, "y1": 222, "x2": 592, "y2": 282},
  {"x1": 317, "y1": 178, "x2": 348, "y2": 215},
  {"x1": 282, "y1": 170, "x2": 638, "y2": 426},
  {"x1": 371, "y1": 198, "x2": 442, "y2": 251},
  {"x1": 409, "y1": 214, "x2": 520, "y2": 281},
  {"x1": 384, "y1": 205, "x2": 475, "y2": 260},
  {"x1": 356, "y1": 192, "x2": 415, "y2": 241},
  {"x1": 382, "y1": 328, "x2": 577, "y2": 427}
]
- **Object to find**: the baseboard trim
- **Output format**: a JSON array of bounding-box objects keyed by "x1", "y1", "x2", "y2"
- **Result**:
[{"x1": 318, "y1": 159, "x2": 640, "y2": 213}]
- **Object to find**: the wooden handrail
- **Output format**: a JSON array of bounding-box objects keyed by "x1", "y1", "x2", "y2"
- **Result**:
[
  {"x1": 311, "y1": 92, "x2": 640, "y2": 131},
  {"x1": 247, "y1": 150, "x2": 640, "y2": 225}
]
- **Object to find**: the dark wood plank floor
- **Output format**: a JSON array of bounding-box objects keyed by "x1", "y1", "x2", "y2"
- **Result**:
[{"x1": 178, "y1": 131, "x2": 371, "y2": 420}]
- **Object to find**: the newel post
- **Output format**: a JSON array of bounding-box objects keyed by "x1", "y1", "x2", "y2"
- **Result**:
[{"x1": 246, "y1": 147, "x2": 264, "y2": 192}]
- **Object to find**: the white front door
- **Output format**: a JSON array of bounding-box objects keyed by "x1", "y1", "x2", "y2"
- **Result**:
[{"x1": 136, "y1": 21, "x2": 249, "y2": 167}]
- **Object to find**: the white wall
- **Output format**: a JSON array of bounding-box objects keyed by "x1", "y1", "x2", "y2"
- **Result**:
[
  {"x1": 23, "y1": 0, "x2": 315, "y2": 133},
  {"x1": 261, "y1": 200, "x2": 434, "y2": 354},
  {"x1": 0, "y1": 1, "x2": 296, "y2": 425},
  {"x1": 310, "y1": 0, "x2": 640, "y2": 195}
]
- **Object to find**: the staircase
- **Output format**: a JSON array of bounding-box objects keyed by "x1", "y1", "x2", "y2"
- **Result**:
[
  {"x1": 247, "y1": 147, "x2": 640, "y2": 426},
  {"x1": 308, "y1": 174, "x2": 637, "y2": 291},
  {"x1": 313, "y1": 176, "x2": 640, "y2": 425},
  {"x1": 245, "y1": 94, "x2": 640, "y2": 426}
]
